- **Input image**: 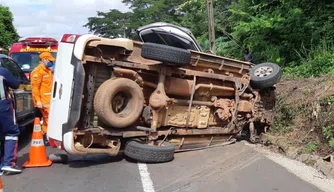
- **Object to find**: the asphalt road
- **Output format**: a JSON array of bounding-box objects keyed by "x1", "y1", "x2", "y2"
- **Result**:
[{"x1": 2, "y1": 127, "x2": 330, "y2": 192}]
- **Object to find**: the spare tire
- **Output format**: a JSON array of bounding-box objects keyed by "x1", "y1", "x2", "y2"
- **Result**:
[
  {"x1": 141, "y1": 42, "x2": 191, "y2": 66},
  {"x1": 124, "y1": 140, "x2": 175, "y2": 163},
  {"x1": 94, "y1": 78, "x2": 144, "y2": 128},
  {"x1": 249, "y1": 62, "x2": 282, "y2": 89}
]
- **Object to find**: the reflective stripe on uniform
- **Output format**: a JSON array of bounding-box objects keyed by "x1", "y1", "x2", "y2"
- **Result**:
[
  {"x1": 5, "y1": 136, "x2": 18, "y2": 141},
  {"x1": 11, "y1": 102, "x2": 17, "y2": 125},
  {"x1": 0, "y1": 76, "x2": 6, "y2": 100},
  {"x1": 43, "y1": 92, "x2": 51, "y2": 96}
]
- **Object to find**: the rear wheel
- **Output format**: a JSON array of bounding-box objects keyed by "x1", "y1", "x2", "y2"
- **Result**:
[
  {"x1": 124, "y1": 140, "x2": 175, "y2": 163},
  {"x1": 93, "y1": 78, "x2": 144, "y2": 128}
]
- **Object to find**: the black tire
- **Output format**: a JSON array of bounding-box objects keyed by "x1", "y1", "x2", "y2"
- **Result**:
[
  {"x1": 249, "y1": 62, "x2": 282, "y2": 89},
  {"x1": 141, "y1": 42, "x2": 191, "y2": 66},
  {"x1": 124, "y1": 140, "x2": 175, "y2": 163},
  {"x1": 93, "y1": 78, "x2": 144, "y2": 128}
]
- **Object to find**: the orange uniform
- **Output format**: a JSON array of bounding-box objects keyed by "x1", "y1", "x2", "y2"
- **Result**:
[{"x1": 30, "y1": 52, "x2": 55, "y2": 134}]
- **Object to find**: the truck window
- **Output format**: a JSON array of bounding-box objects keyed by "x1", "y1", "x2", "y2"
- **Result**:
[
  {"x1": 10, "y1": 52, "x2": 57, "y2": 71},
  {"x1": 0, "y1": 58, "x2": 26, "y2": 80},
  {"x1": 10, "y1": 52, "x2": 39, "y2": 70}
]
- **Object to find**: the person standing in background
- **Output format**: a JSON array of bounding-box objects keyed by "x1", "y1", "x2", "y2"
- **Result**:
[
  {"x1": 30, "y1": 52, "x2": 55, "y2": 146},
  {"x1": 243, "y1": 48, "x2": 254, "y2": 63}
]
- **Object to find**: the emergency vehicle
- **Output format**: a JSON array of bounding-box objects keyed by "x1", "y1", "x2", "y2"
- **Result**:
[{"x1": 8, "y1": 37, "x2": 58, "y2": 79}]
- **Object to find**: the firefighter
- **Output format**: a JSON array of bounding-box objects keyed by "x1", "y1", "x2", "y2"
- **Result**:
[
  {"x1": 30, "y1": 52, "x2": 55, "y2": 146},
  {"x1": 0, "y1": 66, "x2": 22, "y2": 173}
]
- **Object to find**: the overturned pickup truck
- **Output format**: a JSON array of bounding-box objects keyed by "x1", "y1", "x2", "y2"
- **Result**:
[{"x1": 48, "y1": 22, "x2": 281, "y2": 163}]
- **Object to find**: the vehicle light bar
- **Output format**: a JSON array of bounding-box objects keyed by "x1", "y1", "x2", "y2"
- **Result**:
[
  {"x1": 19, "y1": 37, "x2": 58, "y2": 46},
  {"x1": 61, "y1": 34, "x2": 81, "y2": 44}
]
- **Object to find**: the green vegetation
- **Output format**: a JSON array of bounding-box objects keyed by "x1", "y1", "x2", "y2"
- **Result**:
[
  {"x1": 84, "y1": 0, "x2": 186, "y2": 40},
  {"x1": 271, "y1": 102, "x2": 295, "y2": 134},
  {"x1": 284, "y1": 42, "x2": 334, "y2": 78},
  {"x1": 322, "y1": 126, "x2": 334, "y2": 152},
  {"x1": 271, "y1": 93, "x2": 298, "y2": 135},
  {"x1": 303, "y1": 141, "x2": 319, "y2": 153},
  {"x1": 0, "y1": 5, "x2": 19, "y2": 52},
  {"x1": 321, "y1": 96, "x2": 334, "y2": 152},
  {"x1": 84, "y1": 0, "x2": 334, "y2": 78}
]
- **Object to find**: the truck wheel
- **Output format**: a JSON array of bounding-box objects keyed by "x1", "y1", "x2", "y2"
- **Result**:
[
  {"x1": 94, "y1": 78, "x2": 144, "y2": 128},
  {"x1": 141, "y1": 42, "x2": 191, "y2": 66},
  {"x1": 250, "y1": 62, "x2": 282, "y2": 89},
  {"x1": 124, "y1": 140, "x2": 175, "y2": 163}
]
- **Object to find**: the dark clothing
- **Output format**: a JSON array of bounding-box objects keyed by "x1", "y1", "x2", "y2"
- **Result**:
[
  {"x1": 0, "y1": 67, "x2": 20, "y2": 167},
  {"x1": 34, "y1": 107, "x2": 42, "y2": 118},
  {"x1": 243, "y1": 53, "x2": 254, "y2": 62},
  {"x1": 0, "y1": 107, "x2": 20, "y2": 166},
  {"x1": 243, "y1": 48, "x2": 254, "y2": 62}
]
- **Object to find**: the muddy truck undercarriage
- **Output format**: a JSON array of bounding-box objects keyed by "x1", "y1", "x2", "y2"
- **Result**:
[{"x1": 69, "y1": 37, "x2": 280, "y2": 163}]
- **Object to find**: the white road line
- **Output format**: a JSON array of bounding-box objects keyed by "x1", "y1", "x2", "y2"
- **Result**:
[{"x1": 138, "y1": 163, "x2": 156, "y2": 192}]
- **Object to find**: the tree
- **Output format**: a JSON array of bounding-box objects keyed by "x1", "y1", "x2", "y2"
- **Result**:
[
  {"x1": 84, "y1": 0, "x2": 186, "y2": 40},
  {"x1": 0, "y1": 5, "x2": 19, "y2": 52},
  {"x1": 226, "y1": 0, "x2": 334, "y2": 64},
  {"x1": 123, "y1": 0, "x2": 185, "y2": 28},
  {"x1": 177, "y1": 0, "x2": 235, "y2": 55},
  {"x1": 84, "y1": 9, "x2": 134, "y2": 39}
]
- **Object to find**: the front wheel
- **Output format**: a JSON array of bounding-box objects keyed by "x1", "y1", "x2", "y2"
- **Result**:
[
  {"x1": 124, "y1": 140, "x2": 175, "y2": 163},
  {"x1": 249, "y1": 62, "x2": 282, "y2": 89}
]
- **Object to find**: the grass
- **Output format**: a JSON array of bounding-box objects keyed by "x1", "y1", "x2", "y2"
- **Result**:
[
  {"x1": 302, "y1": 141, "x2": 319, "y2": 153},
  {"x1": 283, "y1": 40, "x2": 334, "y2": 78}
]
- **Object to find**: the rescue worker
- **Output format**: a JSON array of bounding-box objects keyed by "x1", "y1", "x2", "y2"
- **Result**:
[
  {"x1": 0, "y1": 65, "x2": 22, "y2": 173},
  {"x1": 30, "y1": 52, "x2": 55, "y2": 146}
]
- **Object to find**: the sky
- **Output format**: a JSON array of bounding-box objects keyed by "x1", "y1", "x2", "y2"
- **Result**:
[{"x1": 0, "y1": 0, "x2": 130, "y2": 41}]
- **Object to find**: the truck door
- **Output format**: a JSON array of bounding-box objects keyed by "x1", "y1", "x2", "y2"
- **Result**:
[{"x1": 0, "y1": 58, "x2": 34, "y2": 126}]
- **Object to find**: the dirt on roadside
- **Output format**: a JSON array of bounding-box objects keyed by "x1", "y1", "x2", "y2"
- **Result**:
[{"x1": 267, "y1": 75, "x2": 334, "y2": 157}]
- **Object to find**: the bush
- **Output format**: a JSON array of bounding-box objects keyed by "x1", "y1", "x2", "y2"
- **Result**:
[{"x1": 284, "y1": 41, "x2": 334, "y2": 78}]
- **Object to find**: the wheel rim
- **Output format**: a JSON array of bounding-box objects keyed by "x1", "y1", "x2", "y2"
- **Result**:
[
  {"x1": 112, "y1": 91, "x2": 132, "y2": 114},
  {"x1": 254, "y1": 66, "x2": 273, "y2": 77}
]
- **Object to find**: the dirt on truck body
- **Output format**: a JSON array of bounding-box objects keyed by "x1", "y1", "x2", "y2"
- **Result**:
[{"x1": 49, "y1": 22, "x2": 281, "y2": 163}]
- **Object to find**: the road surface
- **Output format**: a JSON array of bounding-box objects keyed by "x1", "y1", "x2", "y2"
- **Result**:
[{"x1": 2, "y1": 127, "x2": 333, "y2": 192}]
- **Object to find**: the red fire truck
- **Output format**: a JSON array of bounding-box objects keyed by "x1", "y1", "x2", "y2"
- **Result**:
[{"x1": 8, "y1": 37, "x2": 58, "y2": 79}]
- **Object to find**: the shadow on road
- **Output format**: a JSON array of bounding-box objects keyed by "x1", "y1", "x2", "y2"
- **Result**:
[
  {"x1": 18, "y1": 124, "x2": 33, "y2": 152},
  {"x1": 16, "y1": 153, "x2": 29, "y2": 166},
  {"x1": 66, "y1": 153, "x2": 125, "y2": 168}
]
